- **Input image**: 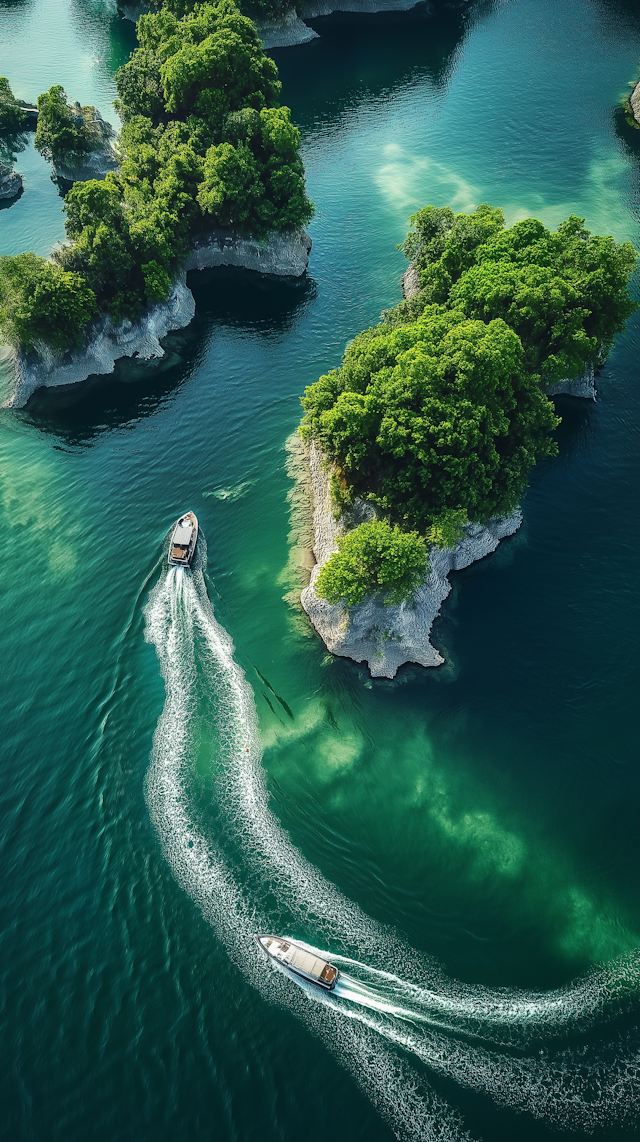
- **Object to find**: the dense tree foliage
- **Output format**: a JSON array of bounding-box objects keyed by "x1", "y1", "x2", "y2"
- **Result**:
[
  {"x1": 391, "y1": 204, "x2": 637, "y2": 386},
  {"x1": 0, "y1": 253, "x2": 97, "y2": 353},
  {"x1": 130, "y1": 0, "x2": 294, "y2": 28},
  {"x1": 34, "y1": 86, "x2": 115, "y2": 164},
  {"x1": 0, "y1": 0, "x2": 312, "y2": 350},
  {"x1": 302, "y1": 204, "x2": 636, "y2": 604},
  {"x1": 315, "y1": 520, "x2": 428, "y2": 607},
  {"x1": 0, "y1": 77, "x2": 28, "y2": 164},
  {"x1": 0, "y1": 76, "x2": 26, "y2": 133},
  {"x1": 54, "y1": 1, "x2": 311, "y2": 321},
  {"x1": 301, "y1": 306, "x2": 559, "y2": 531}
]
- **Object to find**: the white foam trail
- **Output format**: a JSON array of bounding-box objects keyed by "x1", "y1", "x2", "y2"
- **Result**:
[
  {"x1": 143, "y1": 555, "x2": 640, "y2": 1138},
  {"x1": 144, "y1": 559, "x2": 473, "y2": 1142},
  {"x1": 179, "y1": 565, "x2": 640, "y2": 1047}
]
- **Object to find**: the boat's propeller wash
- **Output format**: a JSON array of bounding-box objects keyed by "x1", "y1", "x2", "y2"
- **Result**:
[{"x1": 144, "y1": 544, "x2": 640, "y2": 1141}]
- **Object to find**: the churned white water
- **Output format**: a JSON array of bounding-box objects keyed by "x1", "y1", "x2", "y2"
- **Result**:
[{"x1": 143, "y1": 551, "x2": 640, "y2": 1138}]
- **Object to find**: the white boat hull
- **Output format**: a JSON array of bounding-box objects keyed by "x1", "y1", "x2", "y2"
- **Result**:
[{"x1": 256, "y1": 934, "x2": 338, "y2": 991}]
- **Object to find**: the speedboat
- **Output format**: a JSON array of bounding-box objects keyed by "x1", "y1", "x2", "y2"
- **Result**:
[
  {"x1": 168, "y1": 511, "x2": 198, "y2": 567},
  {"x1": 256, "y1": 934, "x2": 339, "y2": 991}
]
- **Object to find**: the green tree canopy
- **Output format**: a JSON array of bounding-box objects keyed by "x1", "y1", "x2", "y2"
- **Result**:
[
  {"x1": 115, "y1": 1, "x2": 281, "y2": 141},
  {"x1": 391, "y1": 206, "x2": 637, "y2": 385},
  {"x1": 34, "y1": 85, "x2": 114, "y2": 164},
  {"x1": 0, "y1": 77, "x2": 28, "y2": 165},
  {"x1": 315, "y1": 520, "x2": 428, "y2": 607},
  {"x1": 301, "y1": 307, "x2": 559, "y2": 531},
  {"x1": 2, "y1": 0, "x2": 312, "y2": 348},
  {"x1": 0, "y1": 253, "x2": 97, "y2": 354}
]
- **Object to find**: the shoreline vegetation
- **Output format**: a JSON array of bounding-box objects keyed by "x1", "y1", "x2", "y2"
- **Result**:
[
  {"x1": 297, "y1": 205, "x2": 637, "y2": 673},
  {"x1": 0, "y1": 1, "x2": 313, "y2": 397}
]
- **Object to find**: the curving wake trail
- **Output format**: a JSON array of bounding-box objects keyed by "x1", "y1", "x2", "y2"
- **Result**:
[{"x1": 143, "y1": 553, "x2": 640, "y2": 1139}]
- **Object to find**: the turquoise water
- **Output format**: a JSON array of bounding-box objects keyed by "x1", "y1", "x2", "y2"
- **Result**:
[{"x1": 2, "y1": 0, "x2": 640, "y2": 1138}]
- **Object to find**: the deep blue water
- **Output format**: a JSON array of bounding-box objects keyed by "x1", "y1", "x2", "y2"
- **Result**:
[{"x1": 2, "y1": 1, "x2": 640, "y2": 1139}]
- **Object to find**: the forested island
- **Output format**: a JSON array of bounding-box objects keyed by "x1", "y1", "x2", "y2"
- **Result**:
[
  {"x1": 0, "y1": 0, "x2": 313, "y2": 373},
  {"x1": 298, "y1": 205, "x2": 637, "y2": 673}
]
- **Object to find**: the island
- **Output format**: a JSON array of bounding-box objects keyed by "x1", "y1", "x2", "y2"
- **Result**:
[
  {"x1": 296, "y1": 204, "x2": 637, "y2": 676},
  {"x1": 0, "y1": 0, "x2": 314, "y2": 405}
]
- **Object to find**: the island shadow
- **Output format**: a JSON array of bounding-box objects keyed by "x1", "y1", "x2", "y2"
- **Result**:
[
  {"x1": 18, "y1": 266, "x2": 317, "y2": 447},
  {"x1": 271, "y1": 0, "x2": 484, "y2": 128}
]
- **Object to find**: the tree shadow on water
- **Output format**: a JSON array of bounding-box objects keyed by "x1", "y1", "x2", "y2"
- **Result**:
[
  {"x1": 272, "y1": 0, "x2": 484, "y2": 128},
  {"x1": 18, "y1": 266, "x2": 317, "y2": 447}
]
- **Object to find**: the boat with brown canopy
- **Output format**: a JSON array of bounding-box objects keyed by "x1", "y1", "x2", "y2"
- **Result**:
[
  {"x1": 256, "y1": 935, "x2": 339, "y2": 991},
  {"x1": 168, "y1": 511, "x2": 198, "y2": 567}
]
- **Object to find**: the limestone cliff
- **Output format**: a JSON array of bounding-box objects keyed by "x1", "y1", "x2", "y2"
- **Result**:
[
  {"x1": 630, "y1": 78, "x2": 640, "y2": 126},
  {"x1": 5, "y1": 276, "x2": 195, "y2": 408},
  {"x1": 255, "y1": 0, "x2": 422, "y2": 47},
  {"x1": 186, "y1": 227, "x2": 312, "y2": 276},
  {"x1": 299, "y1": 441, "x2": 522, "y2": 678}
]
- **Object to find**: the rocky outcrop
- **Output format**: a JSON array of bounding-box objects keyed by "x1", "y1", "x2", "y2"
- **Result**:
[
  {"x1": 3, "y1": 227, "x2": 311, "y2": 407},
  {"x1": 53, "y1": 147, "x2": 118, "y2": 183},
  {"x1": 186, "y1": 227, "x2": 312, "y2": 276},
  {"x1": 401, "y1": 260, "x2": 597, "y2": 399},
  {"x1": 256, "y1": 8, "x2": 319, "y2": 47},
  {"x1": 5, "y1": 276, "x2": 195, "y2": 408},
  {"x1": 118, "y1": 0, "x2": 150, "y2": 20},
  {"x1": 630, "y1": 79, "x2": 640, "y2": 126},
  {"x1": 545, "y1": 367, "x2": 595, "y2": 400},
  {"x1": 256, "y1": 0, "x2": 424, "y2": 47},
  {"x1": 299, "y1": 441, "x2": 521, "y2": 678},
  {"x1": 401, "y1": 261, "x2": 420, "y2": 299},
  {"x1": 0, "y1": 163, "x2": 22, "y2": 200}
]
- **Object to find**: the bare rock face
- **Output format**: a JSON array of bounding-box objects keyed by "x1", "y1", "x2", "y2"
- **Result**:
[
  {"x1": 186, "y1": 228, "x2": 312, "y2": 276},
  {"x1": 256, "y1": 8, "x2": 319, "y2": 47},
  {"x1": 5, "y1": 276, "x2": 196, "y2": 408},
  {"x1": 0, "y1": 163, "x2": 22, "y2": 200},
  {"x1": 630, "y1": 79, "x2": 640, "y2": 126},
  {"x1": 545, "y1": 366, "x2": 596, "y2": 400},
  {"x1": 401, "y1": 261, "x2": 420, "y2": 298},
  {"x1": 256, "y1": 0, "x2": 423, "y2": 47},
  {"x1": 299, "y1": 441, "x2": 522, "y2": 678}
]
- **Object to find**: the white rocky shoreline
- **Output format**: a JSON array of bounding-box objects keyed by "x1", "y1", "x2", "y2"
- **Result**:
[
  {"x1": 299, "y1": 440, "x2": 521, "y2": 678},
  {"x1": 2, "y1": 229, "x2": 312, "y2": 408}
]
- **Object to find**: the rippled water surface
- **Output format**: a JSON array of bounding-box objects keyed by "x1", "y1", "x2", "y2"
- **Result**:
[{"x1": 2, "y1": 0, "x2": 640, "y2": 1139}]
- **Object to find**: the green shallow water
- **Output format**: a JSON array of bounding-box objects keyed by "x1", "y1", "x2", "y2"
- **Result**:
[{"x1": 2, "y1": 1, "x2": 640, "y2": 1139}]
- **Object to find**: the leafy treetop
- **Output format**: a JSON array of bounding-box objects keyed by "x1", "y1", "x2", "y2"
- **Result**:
[
  {"x1": 34, "y1": 86, "x2": 115, "y2": 164},
  {"x1": 315, "y1": 519, "x2": 428, "y2": 607},
  {"x1": 392, "y1": 204, "x2": 637, "y2": 385},
  {"x1": 301, "y1": 304, "x2": 560, "y2": 532},
  {"x1": 0, "y1": 252, "x2": 97, "y2": 354}
]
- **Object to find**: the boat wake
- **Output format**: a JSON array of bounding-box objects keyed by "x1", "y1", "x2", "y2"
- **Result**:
[{"x1": 144, "y1": 552, "x2": 640, "y2": 1140}]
